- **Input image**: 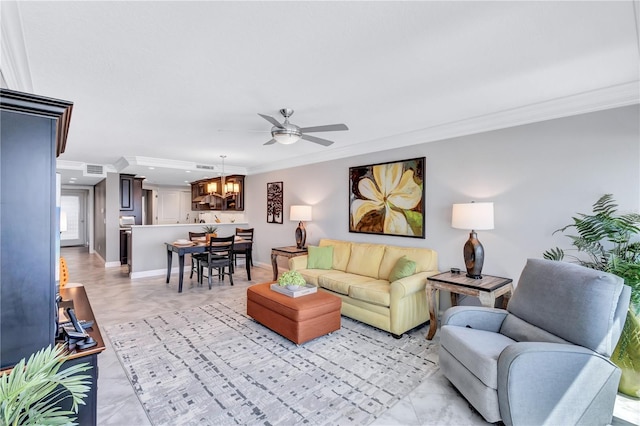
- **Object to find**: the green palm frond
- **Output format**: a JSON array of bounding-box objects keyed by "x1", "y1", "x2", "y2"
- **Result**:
[
  {"x1": 543, "y1": 247, "x2": 564, "y2": 261},
  {"x1": 0, "y1": 344, "x2": 92, "y2": 426},
  {"x1": 544, "y1": 194, "x2": 640, "y2": 313}
]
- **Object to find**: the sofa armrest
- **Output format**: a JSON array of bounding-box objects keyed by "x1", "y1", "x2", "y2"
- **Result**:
[
  {"x1": 288, "y1": 255, "x2": 308, "y2": 271},
  {"x1": 390, "y1": 271, "x2": 430, "y2": 299},
  {"x1": 441, "y1": 306, "x2": 508, "y2": 332},
  {"x1": 498, "y1": 342, "x2": 620, "y2": 426}
]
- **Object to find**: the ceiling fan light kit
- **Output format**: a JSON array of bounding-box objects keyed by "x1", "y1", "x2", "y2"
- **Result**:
[{"x1": 259, "y1": 108, "x2": 348, "y2": 147}]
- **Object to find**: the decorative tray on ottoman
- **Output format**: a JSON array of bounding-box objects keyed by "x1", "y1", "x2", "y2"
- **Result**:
[{"x1": 270, "y1": 283, "x2": 317, "y2": 298}]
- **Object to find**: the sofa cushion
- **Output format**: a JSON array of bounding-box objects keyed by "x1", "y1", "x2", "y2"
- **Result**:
[
  {"x1": 388, "y1": 256, "x2": 416, "y2": 282},
  {"x1": 318, "y1": 272, "x2": 376, "y2": 295},
  {"x1": 319, "y1": 239, "x2": 351, "y2": 271},
  {"x1": 348, "y1": 280, "x2": 391, "y2": 307},
  {"x1": 440, "y1": 325, "x2": 515, "y2": 389},
  {"x1": 307, "y1": 245, "x2": 333, "y2": 269},
  {"x1": 346, "y1": 243, "x2": 385, "y2": 279},
  {"x1": 509, "y1": 258, "x2": 624, "y2": 355},
  {"x1": 379, "y1": 246, "x2": 438, "y2": 280},
  {"x1": 296, "y1": 269, "x2": 327, "y2": 287}
]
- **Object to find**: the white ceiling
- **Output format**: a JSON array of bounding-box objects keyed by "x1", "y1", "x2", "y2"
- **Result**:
[{"x1": 3, "y1": 1, "x2": 639, "y2": 187}]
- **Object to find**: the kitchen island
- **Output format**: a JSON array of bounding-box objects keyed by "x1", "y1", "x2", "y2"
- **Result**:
[{"x1": 128, "y1": 223, "x2": 248, "y2": 279}]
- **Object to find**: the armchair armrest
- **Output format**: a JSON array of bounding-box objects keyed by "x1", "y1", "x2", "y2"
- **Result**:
[
  {"x1": 441, "y1": 306, "x2": 508, "y2": 332},
  {"x1": 288, "y1": 255, "x2": 308, "y2": 271},
  {"x1": 498, "y1": 342, "x2": 621, "y2": 426}
]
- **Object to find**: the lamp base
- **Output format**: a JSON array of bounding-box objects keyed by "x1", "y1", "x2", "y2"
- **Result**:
[
  {"x1": 463, "y1": 230, "x2": 485, "y2": 280},
  {"x1": 295, "y1": 221, "x2": 306, "y2": 249}
]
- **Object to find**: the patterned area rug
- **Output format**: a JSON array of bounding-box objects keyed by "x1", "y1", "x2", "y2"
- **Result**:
[{"x1": 106, "y1": 296, "x2": 438, "y2": 425}]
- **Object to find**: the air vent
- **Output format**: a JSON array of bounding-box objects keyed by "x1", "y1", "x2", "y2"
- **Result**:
[
  {"x1": 196, "y1": 164, "x2": 216, "y2": 170},
  {"x1": 83, "y1": 164, "x2": 106, "y2": 177}
]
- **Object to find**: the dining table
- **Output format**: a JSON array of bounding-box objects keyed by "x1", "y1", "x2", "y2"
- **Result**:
[{"x1": 165, "y1": 238, "x2": 252, "y2": 293}]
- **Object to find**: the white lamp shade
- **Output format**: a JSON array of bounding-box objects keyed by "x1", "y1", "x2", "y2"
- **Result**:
[
  {"x1": 290, "y1": 205, "x2": 312, "y2": 221},
  {"x1": 207, "y1": 182, "x2": 217, "y2": 193},
  {"x1": 451, "y1": 202, "x2": 494, "y2": 230},
  {"x1": 274, "y1": 133, "x2": 301, "y2": 145}
]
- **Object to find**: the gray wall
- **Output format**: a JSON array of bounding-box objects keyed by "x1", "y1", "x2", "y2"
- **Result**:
[
  {"x1": 93, "y1": 172, "x2": 121, "y2": 265},
  {"x1": 245, "y1": 105, "x2": 639, "y2": 285}
]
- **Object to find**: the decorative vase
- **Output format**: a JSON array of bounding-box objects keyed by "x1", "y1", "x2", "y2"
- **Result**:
[
  {"x1": 205, "y1": 233, "x2": 217, "y2": 244},
  {"x1": 286, "y1": 285, "x2": 301, "y2": 291},
  {"x1": 611, "y1": 309, "x2": 640, "y2": 398}
]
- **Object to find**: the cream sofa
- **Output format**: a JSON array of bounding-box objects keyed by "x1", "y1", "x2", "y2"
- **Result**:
[{"x1": 289, "y1": 239, "x2": 439, "y2": 337}]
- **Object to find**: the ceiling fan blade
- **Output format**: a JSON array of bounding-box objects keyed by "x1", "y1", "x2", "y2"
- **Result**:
[
  {"x1": 299, "y1": 123, "x2": 349, "y2": 133},
  {"x1": 263, "y1": 138, "x2": 277, "y2": 146},
  {"x1": 301, "y1": 134, "x2": 334, "y2": 146},
  {"x1": 218, "y1": 129, "x2": 265, "y2": 133},
  {"x1": 258, "y1": 113, "x2": 283, "y2": 128}
]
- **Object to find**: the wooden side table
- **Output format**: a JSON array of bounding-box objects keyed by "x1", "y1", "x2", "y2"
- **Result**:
[
  {"x1": 426, "y1": 272, "x2": 513, "y2": 340},
  {"x1": 271, "y1": 246, "x2": 308, "y2": 280}
]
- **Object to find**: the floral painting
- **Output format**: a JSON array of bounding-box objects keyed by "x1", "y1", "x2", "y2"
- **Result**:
[
  {"x1": 349, "y1": 157, "x2": 425, "y2": 238},
  {"x1": 267, "y1": 181, "x2": 283, "y2": 224}
]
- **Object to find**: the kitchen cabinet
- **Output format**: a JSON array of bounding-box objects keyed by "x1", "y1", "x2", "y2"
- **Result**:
[
  {"x1": 191, "y1": 175, "x2": 245, "y2": 211},
  {"x1": 120, "y1": 174, "x2": 134, "y2": 210},
  {"x1": 119, "y1": 175, "x2": 143, "y2": 222},
  {"x1": 0, "y1": 89, "x2": 72, "y2": 369}
]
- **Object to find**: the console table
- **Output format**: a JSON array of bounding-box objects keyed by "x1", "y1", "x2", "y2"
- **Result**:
[
  {"x1": 270, "y1": 246, "x2": 308, "y2": 280},
  {"x1": 425, "y1": 272, "x2": 513, "y2": 340},
  {"x1": 58, "y1": 285, "x2": 106, "y2": 425}
]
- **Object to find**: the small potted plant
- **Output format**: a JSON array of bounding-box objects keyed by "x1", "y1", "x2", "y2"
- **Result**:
[
  {"x1": 278, "y1": 270, "x2": 307, "y2": 290},
  {"x1": 202, "y1": 225, "x2": 218, "y2": 243}
]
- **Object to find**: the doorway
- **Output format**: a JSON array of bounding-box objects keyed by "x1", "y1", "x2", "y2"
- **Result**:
[{"x1": 60, "y1": 189, "x2": 88, "y2": 247}]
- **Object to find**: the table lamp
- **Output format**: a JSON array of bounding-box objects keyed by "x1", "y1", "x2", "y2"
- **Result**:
[
  {"x1": 451, "y1": 202, "x2": 494, "y2": 279},
  {"x1": 290, "y1": 205, "x2": 312, "y2": 249}
]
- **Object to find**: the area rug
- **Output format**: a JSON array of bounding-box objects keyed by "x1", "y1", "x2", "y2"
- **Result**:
[{"x1": 106, "y1": 296, "x2": 438, "y2": 426}]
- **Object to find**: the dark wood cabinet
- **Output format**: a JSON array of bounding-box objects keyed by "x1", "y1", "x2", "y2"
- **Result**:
[
  {"x1": 119, "y1": 175, "x2": 144, "y2": 222},
  {"x1": 191, "y1": 175, "x2": 245, "y2": 211},
  {"x1": 0, "y1": 89, "x2": 72, "y2": 369},
  {"x1": 119, "y1": 174, "x2": 134, "y2": 210},
  {"x1": 1, "y1": 89, "x2": 104, "y2": 425}
]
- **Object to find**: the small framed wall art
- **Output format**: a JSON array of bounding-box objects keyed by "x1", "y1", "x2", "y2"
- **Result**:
[
  {"x1": 349, "y1": 157, "x2": 425, "y2": 238},
  {"x1": 267, "y1": 181, "x2": 283, "y2": 224}
]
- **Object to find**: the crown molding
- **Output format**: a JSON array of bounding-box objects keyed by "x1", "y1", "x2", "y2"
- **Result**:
[{"x1": 247, "y1": 81, "x2": 639, "y2": 175}]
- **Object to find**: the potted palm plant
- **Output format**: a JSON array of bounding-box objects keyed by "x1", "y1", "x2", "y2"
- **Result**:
[
  {"x1": 0, "y1": 344, "x2": 92, "y2": 425},
  {"x1": 202, "y1": 225, "x2": 218, "y2": 243},
  {"x1": 544, "y1": 194, "x2": 640, "y2": 397}
]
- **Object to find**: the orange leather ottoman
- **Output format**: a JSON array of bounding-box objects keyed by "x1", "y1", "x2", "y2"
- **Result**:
[{"x1": 247, "y1": 282, "x2": 341, "y2": 344}]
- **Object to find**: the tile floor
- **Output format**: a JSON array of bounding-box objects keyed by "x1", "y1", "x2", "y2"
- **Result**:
[{"x1": 62, "y1": 247, "x2": 639, "y2": 426}]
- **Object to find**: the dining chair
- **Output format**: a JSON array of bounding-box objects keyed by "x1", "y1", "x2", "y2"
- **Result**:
[
  {"x1": 199, "y1": 235, "x2": 235, "y2": 289},
  {"x1": 233, "y1": 228, "x2": 254, "y2": 267},
  {"x1": 188, "y1": 232, "x2": 206, "y2": 280}
]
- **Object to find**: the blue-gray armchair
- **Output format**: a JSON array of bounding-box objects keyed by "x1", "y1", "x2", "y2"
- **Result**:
[{"x1": 439, "y1": 258, "x2": 631, "y2": 425}]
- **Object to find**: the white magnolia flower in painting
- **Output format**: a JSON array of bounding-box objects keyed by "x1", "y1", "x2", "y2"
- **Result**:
[{"x1": 351, "y1": 163, "x2": 421, "y2": 235}]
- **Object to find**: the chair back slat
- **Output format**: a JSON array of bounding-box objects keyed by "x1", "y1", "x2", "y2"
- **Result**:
[
  {"x1": 235, "y1": 228, "x2": 254, "y2": 241},
  {"x1": 206, "y1": 235, "x2": 235, "y2": 256}
]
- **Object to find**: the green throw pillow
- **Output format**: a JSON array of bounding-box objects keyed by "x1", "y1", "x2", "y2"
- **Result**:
[
  {"x1": 389, "y1": 256, "x2": 416, "y2": 282},
  {"x1": 307, "y1": 245, "x2": 333, "y2": 269}
]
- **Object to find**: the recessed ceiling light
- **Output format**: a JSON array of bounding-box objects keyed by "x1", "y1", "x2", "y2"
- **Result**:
[
  {"x1": 184, "y1": 180, "x2": 190, "y2": 183},
  {"x1": 70, "y1": 177, "x2": 77, "y2": 180},
  {"x1": 148, "y1": 167, "x2": 155, "y2": 170},
  {"x1": 185, "y1": 170, "x2": 191, "y2": 173}
]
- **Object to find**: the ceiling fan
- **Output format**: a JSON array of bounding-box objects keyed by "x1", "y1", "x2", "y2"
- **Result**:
[{"x1": 259, "y1": 108, "x2": 348, "y2": 146}]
